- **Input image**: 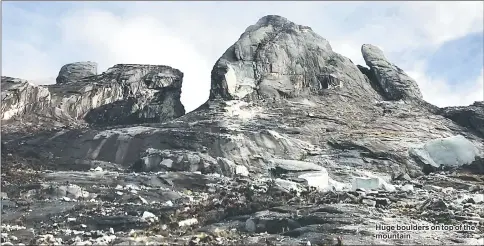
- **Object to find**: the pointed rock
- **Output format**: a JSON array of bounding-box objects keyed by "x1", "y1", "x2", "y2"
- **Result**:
[
  {"x1": 361, "y1": 44, "x2": 423, "y2": 101},
  {"x1": 210, "y1": 15, "x2": 379, "y2": 101}
]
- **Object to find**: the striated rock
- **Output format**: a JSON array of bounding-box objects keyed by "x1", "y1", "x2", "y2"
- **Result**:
[
  {"x1": 80, "y1": 64, "x2": 185, "y2": 126},
  {"x1": 1, "y1": 63, "x2": 185, "y2": 127},
  {"x1": 361, "y1": 44, "x2": 423, "y2": 101},
  {"x1": 1, "y1": 77, "x2": 51, "y2": 120},
  {"x1": 56, "y1": 61, "x2": 98, "y2": 84},
  {"x1": 210, "y1": 15, "x2": 380, "y2": 101},
  {"x1": 440, "y1": 101, "x2": 484, "y2": 137}
]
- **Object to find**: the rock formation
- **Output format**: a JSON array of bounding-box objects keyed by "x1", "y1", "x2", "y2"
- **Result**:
[
  {"x1": 361, "y1": 44, "x2": 423, "y2": 101},
  {"x1": 2, "y1": 15, "x2": 483, "y2": 246},
  {"x1": 1, "y1": 77, "x2": 51, "y2": 120},
  {"x1": 56, "y1": 61, "x2": 98, "y2": 84},
  {"x1": 210, "y1": 15, "x2": 379, "y2": 101},
  {"x1": 1, "y1": 64, "x2": 185, "y2": 127},
  {"x1": 440, "y1": 101, "x2": 484, "y2": 137}
]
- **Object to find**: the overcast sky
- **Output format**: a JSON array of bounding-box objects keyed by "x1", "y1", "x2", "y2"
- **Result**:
[{"x1": 2, "y1": 1, "x2": 483, "y2": 112}]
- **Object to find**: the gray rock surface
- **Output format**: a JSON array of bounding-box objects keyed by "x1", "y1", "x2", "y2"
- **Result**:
[
  {"x1": 440, "y1": 101, "x2": 484, "y2": 137},
  {"x1": 1, "y1": 77, "x2": 51, "y2": 120},
  {"x1": 1, "y1": 64, "x2": 185, "y2": 128},
  {"x1": 56, "y1": 61, "x2": 98, "y2": 84},
  {"x1": 2, "y1": 15, "x2": 484, "y2": 245},
  {"x1": 361, "y1": 44, "x2": 423, "y2": 101},
  {"x1": 210, "y1": 15, "x2": 380, "y2": 101}
]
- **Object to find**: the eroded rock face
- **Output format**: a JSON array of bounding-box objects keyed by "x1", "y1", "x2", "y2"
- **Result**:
[
  {"x1": 440, "y1": 101, "x2": 484, "y2": 137},
  {"x1": 56, "y1": 61, "x2": 98, "y2": 84},
  {"x1": 1, "y1": 64, "x2": 185, "y2": 126},
  {"x1": 1, "y1": 77, "x2": 51, "y2": 120},
  {"x1": 361, "y1": 44, "x2": 423, "y2": 101},
  {"x1": 210, "y1": 15, "x2": 380, "y2": 101}
]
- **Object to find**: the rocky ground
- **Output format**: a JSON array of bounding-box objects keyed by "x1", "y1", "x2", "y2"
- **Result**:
[
  {"x1": 1, "y1": 146, "x2": 484, "y2": 245},
  {"x1": 2, "y1": 15, "x2": 484, "y2": 245}
]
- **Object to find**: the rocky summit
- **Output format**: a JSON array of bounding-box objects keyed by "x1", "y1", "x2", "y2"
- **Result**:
[{"x1": 1, "y1": 15, "x2": 483, "y2": 246}]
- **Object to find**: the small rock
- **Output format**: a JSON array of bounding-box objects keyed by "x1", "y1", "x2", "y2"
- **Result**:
[
  {"x1": 164, "y1": 200, "x2": 174, "y2": 207},
  {"x1": 401, "y1": 184, "x2": 414, "y2": 192},
  {"x1": 362, "y1": 199, "x2": 377, "y2": 207},
  {"x1": 141, "y1": 211, "x2": 158, "y2": 222},
  {"x1": 375, "y1": 198, "x2": 390, "y2": 207},
  {"x1": 138, "y1": 196, "x2": 148, "y2": 204},
  {"x1": 235, "y1": 165, "x2": 249, "y2": 177},
  {"x1": 178, "y1": 218, "x2": 198, "y2": 227}
]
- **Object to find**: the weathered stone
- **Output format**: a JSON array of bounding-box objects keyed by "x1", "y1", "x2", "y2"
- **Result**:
[
  {"x1": 361, "y1": 44, "x2": 423, "y2": 101},
  {"x1": 56, "y1": 61, "x2": 98, "y2": 84},
  {"x1": 440, "y1": 101, "x2": 484, "y2": 137},
  {"x1": 2, "y1": 14, "x2": 484, "y2": 246},
  {"x1": 1, "y1": 64, "x2": 185, "y2": 127},
  {"x1": 1, "y1": 77, "x2": 51, "y2": 120},
  {"x1": 210, "y1": 15, "x2": 380, "y2": 101}
]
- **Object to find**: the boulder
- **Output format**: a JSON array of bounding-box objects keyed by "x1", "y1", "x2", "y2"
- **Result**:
[
  {"x1": 361, "y1": 44, "x2": 423, "y2": 101},
  {"x1": 210, "y1": 15, "x2": 379, "y2": 101},
  {"x1": 410, "y1": 135, "x2": 481, "y2": 173},
  {"x1": 56, "y1": 61, "x2": 98, "y2": 84}
]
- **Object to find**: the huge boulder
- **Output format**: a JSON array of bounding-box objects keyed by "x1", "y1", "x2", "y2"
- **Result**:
[
  {"x1": 361, "y1": 44, "x2": 423, "y2": 101},
  {"x1": 56, "y1": 61, "x2": 98, "y2": 84},
  {"x1": 409, "y1": 135, "x2": 482, "y2": 173},
  {"x1": 210, "y1": 15, "x2": 380, "y2": 101}
]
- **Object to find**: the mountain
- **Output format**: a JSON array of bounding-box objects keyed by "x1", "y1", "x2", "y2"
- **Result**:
[{"x1": 1, "y1": 15, "x2": 483, "y2": 245}]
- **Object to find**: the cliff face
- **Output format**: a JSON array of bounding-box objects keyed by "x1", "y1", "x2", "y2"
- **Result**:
[
  {"x1": 210, "y1": 15, "x2": 380, "y2": 101},
  {"x1": 2, "y1": 15, "x2": 483, "y2": 246},
  {"x1": 1, "y1": 63, "x2": 185, "y2": 126},
  {"x1": 440, "y1": 101, "x2": 484, "y2": 137}
]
